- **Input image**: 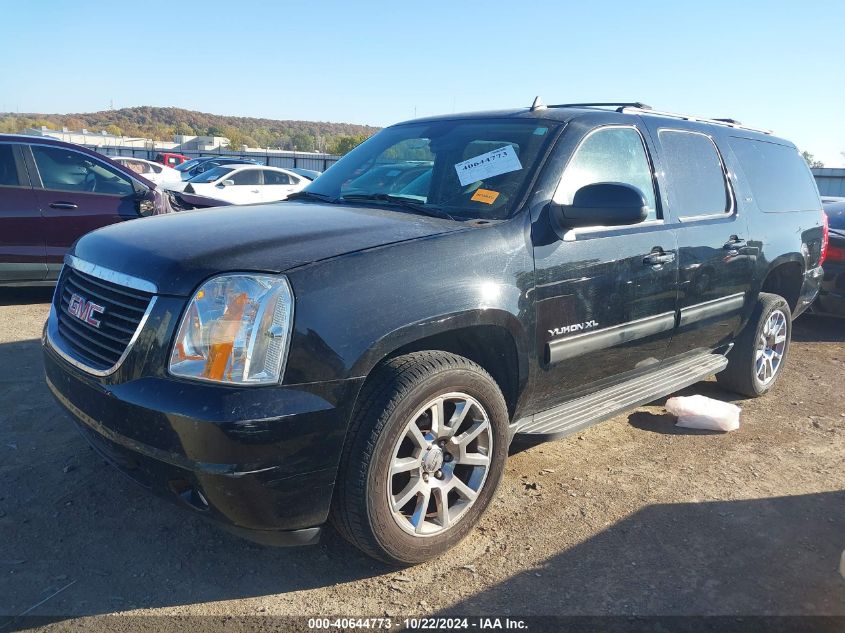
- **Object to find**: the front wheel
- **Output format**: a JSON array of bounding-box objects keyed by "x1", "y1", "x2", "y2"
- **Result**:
[
  {"x1": 331, "y1": 352, "x2": 509, "y2": 565},
  {"x1": 716, "y1": 292, "x2": 792, "y2": 397}
]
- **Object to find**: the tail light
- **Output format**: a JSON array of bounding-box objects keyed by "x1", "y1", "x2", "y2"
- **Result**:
[
  {"x1": 819, "y1": 211, "x2": 829, "y2": 266},
  {"x1": 827, "y1": 244, "x2": 845, "y2": 263}
]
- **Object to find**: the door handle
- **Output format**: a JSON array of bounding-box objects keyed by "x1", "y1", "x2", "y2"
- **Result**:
[
  {"x1": 723, "y1": 236, "x2": 747, "y2": 254},
  {"x1": 251, "y1": 189, "x2": 260, "y2": 193},
  {"x1": 643, "y1": 250, "x2": 676, "y2": 266},
  {"x1": 49, "y1": 202, "x2": 78, "y2": 210}
]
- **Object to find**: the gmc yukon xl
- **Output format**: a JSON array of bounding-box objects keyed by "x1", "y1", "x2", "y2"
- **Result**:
[{"x1": 42, "y1": 101, "x2": 828, "y2": 564}]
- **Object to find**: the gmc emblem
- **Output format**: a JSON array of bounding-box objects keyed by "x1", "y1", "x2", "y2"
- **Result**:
[{"x1": 67, "y1": 293, "x2": 105, "y2": 328}]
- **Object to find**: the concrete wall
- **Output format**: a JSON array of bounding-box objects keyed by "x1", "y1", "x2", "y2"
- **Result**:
[
  {"x1": 23, "y1": 128, "x2": 341, "y2": 171},
  {"x1": 95, "y1": 145, "x2": 341, "y2": 172}
]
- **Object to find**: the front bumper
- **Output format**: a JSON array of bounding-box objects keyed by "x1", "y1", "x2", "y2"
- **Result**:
[{"x1": 43, "y1": 337, "x2": 363, "y2": 545}]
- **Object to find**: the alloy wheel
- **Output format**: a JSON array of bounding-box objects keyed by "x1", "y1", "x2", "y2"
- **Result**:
[
  {"x1": 755, "y1": 309, "x2": 788, "y2": 385},
  {"x1": 387, "y1": 393, "x2": 492, "y2": 537}
]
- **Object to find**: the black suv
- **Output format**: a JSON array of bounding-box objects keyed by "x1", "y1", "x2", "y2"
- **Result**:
[{"x1": 42, "y1": 102, "x2": 827, "y2": 565}]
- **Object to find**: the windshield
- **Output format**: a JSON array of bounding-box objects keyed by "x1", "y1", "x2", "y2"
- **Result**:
[
  {"x1": 176, "y1": 158, "x2": 204, "y2": 171},
  {"x1": 188, "y1": 166, "x2": 235, "y2": 183},
  {"x1": 305, "y1": 118, "x2": 559, "y2": 220}
]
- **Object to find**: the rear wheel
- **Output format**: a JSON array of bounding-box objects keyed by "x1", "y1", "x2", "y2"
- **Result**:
[
  {"x1": 716, "y1": 292, "x2": 792, "y2": 397},
  {"x1": 332, "y1": 352, "x2": 509, "y2": 565}
]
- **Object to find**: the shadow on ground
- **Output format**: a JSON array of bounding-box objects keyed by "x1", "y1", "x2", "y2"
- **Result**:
[
  {"x1": 0, "y1": 287, "x2": 54, "y2": 307},
  {"x1": 792, "y1": 314, "x2": 845, "y2": 343},
  {"x1": 443, "y1": 490, "x2": 845, "y2": 616},
  {"x1": 0, "y1": 336, "x2": 387, "y2": 626}
]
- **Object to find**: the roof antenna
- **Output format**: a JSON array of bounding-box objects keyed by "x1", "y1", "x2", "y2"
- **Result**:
[{"x1": 530, "y1": 96, "x2": 546, "y2": 111}]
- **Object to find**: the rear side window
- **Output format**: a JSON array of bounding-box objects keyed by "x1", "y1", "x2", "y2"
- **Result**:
[
  {"x1": 658, "y1": 130, "x2": 729, "y2": 218},
  {"x1": 729, "y1": 137, "x2": 820, "y2": 213},
  {"x1": 122, "y1": 159, "x2": 148, "y2": 175},
  {"x1": 554, "y1": 126, "x2": 658, "y2": 221},
  {"x1": 0, "y1": 145, "x2": 20, "y2": 186},
  {"x1": 231, "y1": 169, "x2": 260, "y2": 185},
  {"x1": 263, "y1": 170, "x2": 292, "y2": 185}
]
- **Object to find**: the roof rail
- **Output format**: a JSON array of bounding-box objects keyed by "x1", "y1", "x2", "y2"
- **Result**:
[
  {"x1": 546, "y1": 102, "x2": 653, "y2": 110},
  {"x1": 530, "y1": 100, "x2": 772, "y2": 135},
  {"x1": 619, "y1": 106, "x2": 772, "y2": 135}
]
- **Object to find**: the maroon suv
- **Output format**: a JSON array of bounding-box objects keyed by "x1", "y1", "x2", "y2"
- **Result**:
[{"x1": 0, "y1": 134, "x2": 171, "y2": 285}]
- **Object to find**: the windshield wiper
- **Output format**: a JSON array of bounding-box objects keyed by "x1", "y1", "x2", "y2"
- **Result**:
[
  {"x1": 340, "y1": 193, "x2": 455, "y2": 221},
  {"x1": 286, "y1": 190, "x2": 338, "y2": 203}
]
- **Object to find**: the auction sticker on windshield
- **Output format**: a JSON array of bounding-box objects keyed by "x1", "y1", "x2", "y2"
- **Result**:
[
  {"x1": 471, "y1": 188, "x2": 500, "y2": 204},
  {"x1": 455, "y1": 145, "x2": 522, "y2": 186}
]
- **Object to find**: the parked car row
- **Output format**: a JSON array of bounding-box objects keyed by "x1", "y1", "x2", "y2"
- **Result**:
[
  {"x1": 112, "y1": 156, "x2": 181, "y2": 185},
  {"x1": 174, "y1": 156, "x2": 261, "y2": 181}
]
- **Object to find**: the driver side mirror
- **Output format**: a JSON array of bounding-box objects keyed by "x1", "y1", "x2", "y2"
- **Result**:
[
  {"x1": 218, "y1": 179, "x2": 234, "y2": 187},
  {"x1": 550, "y1": 182, "x2": 648, "y2": 236}
]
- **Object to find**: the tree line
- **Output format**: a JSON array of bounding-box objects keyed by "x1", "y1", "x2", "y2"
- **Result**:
[{"x1": 0, "y1": 106, "x2": 378, "y2": 155}]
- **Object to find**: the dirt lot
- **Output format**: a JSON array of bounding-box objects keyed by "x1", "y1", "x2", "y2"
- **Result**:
[{"x1": 1, "y1": 287, "x2": 843, "y2": 630}]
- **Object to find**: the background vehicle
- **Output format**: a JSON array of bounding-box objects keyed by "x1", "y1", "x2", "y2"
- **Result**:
[
  {"x1": 181, "y1": 164, "x2": 307, "y2": 203},
  {"x1": 343, "y1": 161, "x2": 432, "y2": 195},
  {"x1": 175, "y1": 156, "x2": 260, "y2": 181},
  {"x1": 816, "y1": 197, "x2": 845, "y2": 315},
  {"x1": 112, "y1": 157, "x2": 181, "y2": 186},
  {"x1": 288, "y1": 167, "x2": 323, "y2": 181},
  {"x1": 0, "y1": 134, "x2": 163, "y2": 285},
  {"x1": 42, "y1": 103, "x2": 825, "y2": 565},
  {"x1": 154, "y1": 152, "x2": 190, "y2": 167},
  {"x1": 0, "y1": 136, "x2": 234, "y2": 285}
]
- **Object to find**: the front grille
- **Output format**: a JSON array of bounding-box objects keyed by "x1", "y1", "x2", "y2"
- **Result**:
[{"x1": 56, "y1": 266, "x2": 154, "y2": 371}]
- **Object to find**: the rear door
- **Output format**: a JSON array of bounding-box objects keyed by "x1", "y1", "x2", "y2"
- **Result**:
[
  {"x1": 642, "y1": 123, "x2": 753, "y2": 358},
  {"x1": 260, "y1": 169, "x2": 298, "y2": 201},
  {"x1": 25, "y1": 144, "x2": 141, "y2": 280},
  {"x1": 225, "y1": 168, "x2": 263, "y2": 204},
  {"x1": 0, "y1": 143, "x2": 46, "y2": 282},
  {"x1": 531, "y1": 124, "x2": 679, "y2": 411}
]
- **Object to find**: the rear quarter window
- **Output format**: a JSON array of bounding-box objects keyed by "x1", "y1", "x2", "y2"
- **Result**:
[{"x1": 729, "y1": 137, "x2": 820, "y2": 213}]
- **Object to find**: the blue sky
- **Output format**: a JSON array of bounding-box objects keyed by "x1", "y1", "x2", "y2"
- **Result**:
[{"x1": 1, "y1": 0, "x2": 843, "y2": 165}]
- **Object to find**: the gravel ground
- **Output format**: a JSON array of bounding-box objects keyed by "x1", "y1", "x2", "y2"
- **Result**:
[{"x1": 1, "y1": 287, "x2": 843, "y2": 630}]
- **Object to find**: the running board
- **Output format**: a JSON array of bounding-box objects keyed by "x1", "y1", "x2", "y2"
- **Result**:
[{"x1": 513, "y1": 353, "x2": 728, "y2": 437}]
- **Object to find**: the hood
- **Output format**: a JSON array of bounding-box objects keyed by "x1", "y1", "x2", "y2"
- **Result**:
[{"x1": 71, "y1": 201, "x2": 462, "y2": 295}]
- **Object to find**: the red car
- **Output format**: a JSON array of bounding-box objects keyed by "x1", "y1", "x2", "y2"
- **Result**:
[{"x1": 154, "y1": 152, "x2": 190, "y2": 167}]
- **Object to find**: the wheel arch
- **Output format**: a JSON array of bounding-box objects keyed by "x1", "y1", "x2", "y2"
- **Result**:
[
  {"x1": 349, "y1": 309, "x2": 529, "y2": 420},
  {"x1": 757, "y1": 256, "x2": 804, "y2": 313}
]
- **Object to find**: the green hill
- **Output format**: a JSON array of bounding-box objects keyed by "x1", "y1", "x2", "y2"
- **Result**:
[{"x1": 0, "y1": 106, "x2": 379, "y2": 154}]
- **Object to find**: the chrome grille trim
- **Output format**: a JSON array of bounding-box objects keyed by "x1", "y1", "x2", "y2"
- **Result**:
[
  {"x1": 64, "y1": 254, "x2": 158, "y2": 294},
  {"x1": 47, "y1": 258, "x2": 158, "y2": 377}
]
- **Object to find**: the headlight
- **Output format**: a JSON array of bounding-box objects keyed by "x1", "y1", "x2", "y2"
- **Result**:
[{"x1": 169, "y1": 274, "x2": 294, "y2": 385}]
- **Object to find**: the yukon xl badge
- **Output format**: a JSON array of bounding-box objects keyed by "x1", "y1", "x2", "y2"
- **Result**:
[
  {"x1": 548, "y1": 320, "x2": 599, "y2": 337},
  {"x1": 67, "y1": 293, "x2": 105, "y2": 328}
]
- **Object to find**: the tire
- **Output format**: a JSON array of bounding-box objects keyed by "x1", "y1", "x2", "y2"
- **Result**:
[
  {"x1": 716, "y1": 292, "x2": 792, "y2": 397},
  {"x1": 331, "y1": 351, "x2": 509, "y2": 565}
]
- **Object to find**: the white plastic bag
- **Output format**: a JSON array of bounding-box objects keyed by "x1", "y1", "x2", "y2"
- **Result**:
[{"x1": 665, "y1": 395, "x2": 741, "y2": 432}]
